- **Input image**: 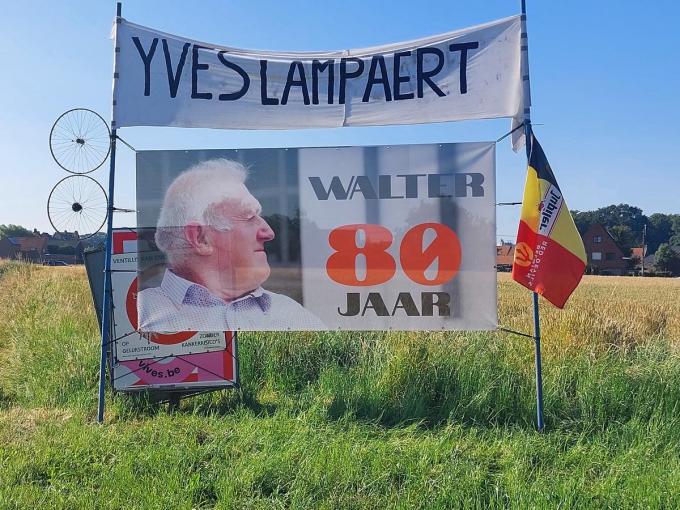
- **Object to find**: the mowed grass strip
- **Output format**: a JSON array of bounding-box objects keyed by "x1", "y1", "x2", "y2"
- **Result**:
[
  {"x1": 0, "y1": 261, "x2": 679, "y2": 508},
  {"x1": 2, "y1": 409, "x2": 678, "y2": 508}
]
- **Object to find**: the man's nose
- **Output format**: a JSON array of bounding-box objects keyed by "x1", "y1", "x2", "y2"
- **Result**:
[{"x1": 257, "y1": 216, "x2": 275, "y2": 241}]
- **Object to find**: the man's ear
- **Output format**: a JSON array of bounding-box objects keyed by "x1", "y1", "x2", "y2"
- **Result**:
[{"x1": 184, "y1": 223, "x2": 214, "y2": 256}]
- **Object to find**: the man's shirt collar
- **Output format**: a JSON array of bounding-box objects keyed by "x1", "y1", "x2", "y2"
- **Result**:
[{"x1": 160, "y1": 269, "x2": 270, "y2": 311}]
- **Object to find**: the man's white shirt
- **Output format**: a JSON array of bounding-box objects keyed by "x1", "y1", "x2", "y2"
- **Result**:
[{"x1": 138, "y1": 269, "x2": 325, "y2": 331}]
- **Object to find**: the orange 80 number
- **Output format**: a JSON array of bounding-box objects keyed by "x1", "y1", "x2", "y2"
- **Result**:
[{"x1": 326, "y1": 223, "x2": 461, "y2": 286}]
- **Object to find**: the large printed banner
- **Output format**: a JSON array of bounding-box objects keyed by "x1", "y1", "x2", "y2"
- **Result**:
[
  {"x1": 113, "y1": 16, "x2": 521, "y2": 131},
  {"x1": 136, "y1": 142, "x2": 497, "y2": 331}
]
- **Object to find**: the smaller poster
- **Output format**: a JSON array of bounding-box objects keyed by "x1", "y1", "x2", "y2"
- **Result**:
[
  {"x1": 111, "y1": 251, "x2": 228, "y2": 361},
  {"x1": 109, "y1": 230, "x2": 237, "y2": 391}
]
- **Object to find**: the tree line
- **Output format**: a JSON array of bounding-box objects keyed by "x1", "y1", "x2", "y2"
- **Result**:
[
  {"x1": 571, "y1": 204, "x2": 680, "y2": 275},
  {"x1": 0, "y1": 224, "x2": 34, "y2": 239},
  {"x1": 3, "y1": 205, "x2": 680, "y2": 272},
  {"x1": 571, "y1": 204, "x2": 680, "y2": 254}
]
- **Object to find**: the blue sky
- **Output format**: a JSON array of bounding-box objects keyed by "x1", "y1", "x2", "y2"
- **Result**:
[{"x1": 1, "y1": 0, "x2": 678, "y2": 241}]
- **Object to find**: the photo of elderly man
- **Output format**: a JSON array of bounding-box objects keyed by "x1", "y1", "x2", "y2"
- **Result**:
[{"x1": 137, "y1": 158, "x2": 324, "y2": 331}]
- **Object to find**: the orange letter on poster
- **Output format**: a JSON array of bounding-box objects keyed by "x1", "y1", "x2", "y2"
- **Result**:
[
  {"x1": 400, "y1": 223, "x2": 461, "y2": 285},
  {"x1": 327, "y1": 224, "x2": 396, "y2": 286}
]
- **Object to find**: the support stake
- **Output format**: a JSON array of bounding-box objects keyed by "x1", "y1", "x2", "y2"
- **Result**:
[{"x1": 97, "y1": 1, "x2": 122, "y2": 424}]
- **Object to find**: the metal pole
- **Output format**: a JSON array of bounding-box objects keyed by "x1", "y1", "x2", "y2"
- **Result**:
[
  {"x1": 521, "y1": 0, "x2": 545, "y2": 432},
  {"x1": 97, "y1": 1, "x2": 122, "y2": 424},
  {"x1": 233, "y1": 331, "x2": 240, "y2": 388},
  {"x1": 532, "y1": 290, "x2": 545, "y2": 431},
  {"x1": 641, "y1": 224, "x2": 646, "y2": 276}
]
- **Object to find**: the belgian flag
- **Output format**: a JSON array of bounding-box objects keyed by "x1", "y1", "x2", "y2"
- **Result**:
[{"x1": 512, "y1": 133, "x2": 586, "y2": 308}]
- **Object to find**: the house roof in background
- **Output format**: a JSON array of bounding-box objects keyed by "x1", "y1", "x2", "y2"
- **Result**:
[
  {"x1": 496, "y1": 244, "x2": 515, "y2": 265},
  {"x1": 16, "y1": 236, "x2": 48, "y2": 252}
]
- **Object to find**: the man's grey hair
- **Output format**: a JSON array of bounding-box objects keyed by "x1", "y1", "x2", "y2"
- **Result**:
[{"x1": 154, "y1": 158, "x2": 248, "y2": 265}]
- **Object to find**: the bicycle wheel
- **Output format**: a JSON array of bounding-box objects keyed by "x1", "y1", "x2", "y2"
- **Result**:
[
  {"x1": 49, "y1": 108, "x2": 111, "y2": 174},
  {"x1": 47, "y1": 175, "x2": 108, "y2": 239}
]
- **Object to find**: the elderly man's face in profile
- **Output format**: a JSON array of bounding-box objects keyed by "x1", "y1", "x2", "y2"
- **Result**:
[{"x1": 186, "y1": 182, "x2": 275, "y2": 297}]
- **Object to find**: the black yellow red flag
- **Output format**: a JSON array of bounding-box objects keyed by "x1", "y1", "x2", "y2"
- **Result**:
[{"x1": 512, "y1": 133, "x2": 586, "y2": 308}]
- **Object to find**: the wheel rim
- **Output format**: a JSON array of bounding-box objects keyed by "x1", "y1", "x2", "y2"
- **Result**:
[
  {"x1": 47, "y1": 175, "x2": 109, "y2": 239},
  {"x1": 49, "y1": 108, "x2": 111, "y2": 174}
]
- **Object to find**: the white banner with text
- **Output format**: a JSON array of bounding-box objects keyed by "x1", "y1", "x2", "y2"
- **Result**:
[{"x1": 113, "y1": 16, "x2": 521, "y2": 132}]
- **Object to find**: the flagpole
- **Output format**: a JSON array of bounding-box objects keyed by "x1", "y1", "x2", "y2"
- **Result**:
[
  {"x1": 97, "y1": 1, "x2": 122, "y2": 424},
  {"x1": 520, "y1": 0, "x2": 545, "y2": 432}
]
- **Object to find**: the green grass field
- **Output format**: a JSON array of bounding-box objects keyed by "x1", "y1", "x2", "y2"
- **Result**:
[{"x1": 0, "y1": 261, "x2": 679, "y2": 508}]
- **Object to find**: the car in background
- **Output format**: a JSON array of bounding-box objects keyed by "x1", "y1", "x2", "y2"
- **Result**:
[{"x1": 43, "y1": 260, "x2": 69, "y2": 266}]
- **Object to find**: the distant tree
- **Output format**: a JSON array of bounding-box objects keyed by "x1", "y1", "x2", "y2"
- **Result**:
[
  {"x1": 654, "y1": 244, "x2": 680, "y2": 275},
  {"x1": 0, "y1": 224, "x2": 33, "y2": 239},
  {"x1": 647, "y1": 213, "x2": 675, "y2": 254},
  {"x1": 572, "y1": 206, "x2": 680, "y2": 252},
  {"x1": 609, "y1": 225, "x2": 635, "y2": 256},
  {"x1": 669, "y1": 215, "x2": 680, "y2": 247},
  {"x1": 672, "y1": 215, "x2": 680, "y2": 233},
  {"x1": 571, "y1": 210, "x2": 596, "y2": 236},
  {"x1": 595, "y1": 204, "x2": 646, "y2": 243},
  {"x1": 572, "y1": 204, "x2": 647, "y2": 244}
]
